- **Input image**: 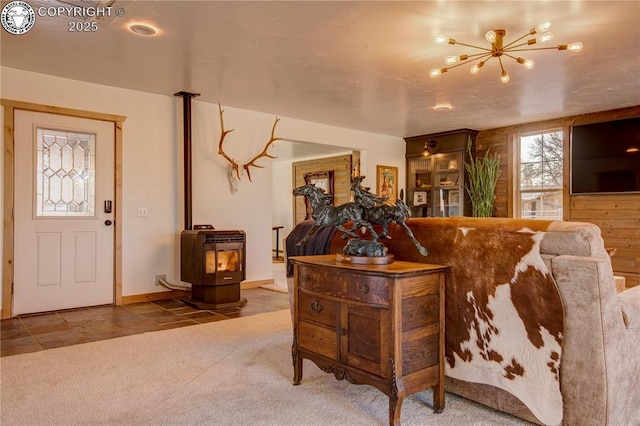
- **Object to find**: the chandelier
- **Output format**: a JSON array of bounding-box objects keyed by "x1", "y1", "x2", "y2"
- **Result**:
[{"x1": 430, "y1": 21, "x2": 583, "y2": 83}]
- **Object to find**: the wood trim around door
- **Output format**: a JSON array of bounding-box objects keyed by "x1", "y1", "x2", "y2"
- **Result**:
[{"x1": 1, "y1": 99, "x2": 126, "y2": 318}]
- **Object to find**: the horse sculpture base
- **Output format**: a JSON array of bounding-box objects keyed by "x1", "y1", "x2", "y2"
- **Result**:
[
  {"x1": 336, "y1": 253, "x2": 394, "y2": 265},
  {"x1": 337, "y1": 239, "x2": 394, "y2": 265}
]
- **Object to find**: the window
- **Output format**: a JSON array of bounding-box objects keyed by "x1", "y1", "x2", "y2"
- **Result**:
[{"x1": 517, "y1": 130, "x2": 563, "y2": 220}]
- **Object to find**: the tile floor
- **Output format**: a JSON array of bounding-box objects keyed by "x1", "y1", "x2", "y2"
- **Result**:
[{"x1": 1, "y1": 287, "x2": 289, "y2": 357}]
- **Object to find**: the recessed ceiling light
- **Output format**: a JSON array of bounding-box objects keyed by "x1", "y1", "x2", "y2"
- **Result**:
[
  {"x1": 128, "y1": 23, "x2": 158, "y2": 36},
  {"x1": 434, "y1": 104, "x2": 453, "y2": 111}
]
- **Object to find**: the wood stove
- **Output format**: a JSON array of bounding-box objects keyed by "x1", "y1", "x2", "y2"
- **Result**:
[
  {"x1": 175, "y1": 91, "x2": 248, "y2": 310},
  {"x1": 180, "y1": 229, "x2": 247, "y2": 309}
]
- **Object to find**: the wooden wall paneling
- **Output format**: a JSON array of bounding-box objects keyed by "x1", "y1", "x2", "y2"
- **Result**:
[
  {"x1": 569, "y1": 194, "x2": 640, "y2": 287},
  {"x1": 475, "y1": 130, "x2": 511, "y2": 218},
  {"x1": 561, "y1": 125, "x2": 572, "y2": 221}
]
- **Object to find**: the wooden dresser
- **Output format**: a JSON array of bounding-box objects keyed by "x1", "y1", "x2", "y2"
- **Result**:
[{"x1": 289, "y1": 254, "x2": 448, "y2": 425}]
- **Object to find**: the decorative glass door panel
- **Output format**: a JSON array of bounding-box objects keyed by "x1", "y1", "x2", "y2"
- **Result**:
[
  {"x1": 409, "y1": 157, "x2": 432, "y2": 189},
  {"x1": 432, "y1": 152, "x2": 463, "y2": 217},
  {"x1": 408, "y1": 157, "x2": 433, "y2": 217},
  {"x1": 434, "y1": 188, "x2": 461, "y2": 217},
  {"x1": 35, "y1": 128, "x2": 96, "y2": 217},
  {"x1": 433, "y1": 153, "x2": 461, "y2": 188}
]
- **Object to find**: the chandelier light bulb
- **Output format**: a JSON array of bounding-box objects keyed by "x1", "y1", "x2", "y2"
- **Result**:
[
  {"x1": 470, "y1": 61, "x2": 485, "y2": 74},
  {"x1": 501, "y1": 71, "x2": 510, "y2": 83},
  {"x1": 430, "y1": 68, "x2": 446, "y2": 78},
  {"x1": 537, "y1": 32, "x2": 554, "y2": 43},
  {"x1": 535, "y1": 21, "x2": 552, "y2": 33},
  {"x1": 485, "y1": 30, "x2": 497, "y2": 43},
  {"x1": 435, "y1": 34, "x2": 449, "y2": 44},
  {"x1": 445, "y1": 56, "x2": 458, "y2": 65},
  {"x1": 567, "y1": 42, "x2": 583, "y2": 52},
  {"x1": 516, "y1": 57, "x2": 535, "y2": 69},
  {"x1": 445, "y1": 54, "x2": 468, "y2": 65}
]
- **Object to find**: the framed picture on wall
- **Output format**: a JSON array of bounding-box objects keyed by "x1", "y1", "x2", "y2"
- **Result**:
[
  {"x1": 413, "y1": 191, "x2": 428, "y2": 206},
  {"x1": 376, "y1": 165, "x2": 398, "y2": 200},
  {"x1": 449, "y1": 189, "x2": 460, "y2": 205},
  {"x1": 303, "y1": 170, "x2": 334, "y2": 219},
  {"x1": 304, "y1": 171, "x2": 334, "y2": 196}
]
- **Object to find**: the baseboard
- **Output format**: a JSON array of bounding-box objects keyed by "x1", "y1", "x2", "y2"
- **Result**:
[
  {"x1": 241, "y1": 279, "x2": 273, "y2": 289},
  {"x1": 121, "y1": 279, "x2": 274, "y2": 304},
  {"x1": 122, "y1": 290, "x2": 191, "y2": 305}
]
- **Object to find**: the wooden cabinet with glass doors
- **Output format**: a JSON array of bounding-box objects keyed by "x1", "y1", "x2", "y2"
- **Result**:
[{"x1": 404, "y1": 129, "x2": 478, "y2": 217}]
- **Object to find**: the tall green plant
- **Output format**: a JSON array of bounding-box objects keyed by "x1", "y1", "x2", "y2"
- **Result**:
[{"x1": 464, "y1": 141, "x2": 501, "y2": 217}]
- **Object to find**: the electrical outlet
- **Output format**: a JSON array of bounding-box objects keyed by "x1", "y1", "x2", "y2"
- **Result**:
[
  {"x1": 137, "y1": 207, "x2": 148, "y2": 217},
  {"x1": 155, "y1": 275, "x2": 166, "y2": 286}
]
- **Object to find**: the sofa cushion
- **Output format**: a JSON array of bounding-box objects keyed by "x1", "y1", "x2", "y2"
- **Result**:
[
  {"x1": 620, "y1": 285, "x2": 640, "y2": 329},
  {"x1": 541, "y1": 221, "x2": 610, "y2": 258}
]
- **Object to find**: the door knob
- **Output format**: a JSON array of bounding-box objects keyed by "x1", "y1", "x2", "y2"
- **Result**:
[{"x1": 104, "y1": 220, "x2": 113, "y2": 226}]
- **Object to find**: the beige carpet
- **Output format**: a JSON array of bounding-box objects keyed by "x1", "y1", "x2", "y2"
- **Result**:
[{"x1": 1, "y1": 309, "x2": 532, "y2": 425}]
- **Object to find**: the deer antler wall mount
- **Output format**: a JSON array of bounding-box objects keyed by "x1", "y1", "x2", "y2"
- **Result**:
[{"x1": 217, "y1": 104, "x2": 282, "y2": 191}]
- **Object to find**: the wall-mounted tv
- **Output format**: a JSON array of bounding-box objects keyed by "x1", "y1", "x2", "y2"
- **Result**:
[{"x1": 571, "y1": 117, "x2": 640, "y2": 194}]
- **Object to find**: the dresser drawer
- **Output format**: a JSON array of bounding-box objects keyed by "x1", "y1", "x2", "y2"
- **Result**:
[
  {"x1": 345, "y1": 275, "x2": 389, "y2": 306},
  {"x1": 298, "y1": 265, "x2": 390, "y2": 307},
  {"x1": 298, "y1": 292, "x2": 338, "y2": 327},
  {"x1": 298, "y1": 321, "x2": 338, "y2": 360}
]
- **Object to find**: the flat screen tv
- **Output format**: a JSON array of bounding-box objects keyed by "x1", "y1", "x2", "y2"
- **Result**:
[{"x1": 571, "y1": 117, "x2": 640, "y2": 194}]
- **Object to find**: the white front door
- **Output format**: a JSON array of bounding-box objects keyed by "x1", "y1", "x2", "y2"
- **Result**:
[{"x1": 13, "y1": 111, "x2": 115, "y2": 315}]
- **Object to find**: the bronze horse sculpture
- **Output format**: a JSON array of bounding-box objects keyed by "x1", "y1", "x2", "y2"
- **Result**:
[
  {"x1": 363, "y1": 199, "x2": 428, "y2": 256},
  {"x1": 292, "y1": 181, "x2": 428, "y2": 257},
  {"x1": 291, "y1": 184, "x2": 378, "y2": 246}
]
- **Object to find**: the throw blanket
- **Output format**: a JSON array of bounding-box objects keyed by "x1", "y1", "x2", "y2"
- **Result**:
[
  {"x1": 390, "y1": 224, "x2": 564, "y2": 425},
  {"x1": 285, "y1": 220, "x2": 337, "y2": 277}
]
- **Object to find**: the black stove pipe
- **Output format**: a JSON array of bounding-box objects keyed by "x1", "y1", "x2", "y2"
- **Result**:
[{"x1": 174, "y1": 91, "x2": 200, "y2": 231}]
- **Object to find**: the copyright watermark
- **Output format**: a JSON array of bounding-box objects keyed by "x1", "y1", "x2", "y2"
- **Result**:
[
  {"x1": 2, "y1": 0, "x2": 126, "y2": 34},
  {"x1": 36, "y1": 5, "x2": 126, "y2": 18}
]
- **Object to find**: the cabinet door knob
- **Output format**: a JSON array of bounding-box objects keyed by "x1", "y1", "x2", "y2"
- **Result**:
[
  {"x1": 310, "y1": 299, "x2": 323, "y2": 313},
  {"x1": 338, "y1": 328, "x2": 347, "y2": 336},
  {"x1": 301, "y1": 275, "x2": 310, "y2": 283},
  {"x1": 359, "y1": 284, "x2": 370, "y2": 294}
]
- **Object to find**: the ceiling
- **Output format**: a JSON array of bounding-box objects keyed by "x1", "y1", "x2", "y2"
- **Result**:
[{"x1": 2, "y1": 1, "x2": 639, "y2": 145}]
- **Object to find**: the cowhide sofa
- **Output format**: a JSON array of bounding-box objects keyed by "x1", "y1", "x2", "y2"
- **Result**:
[{"x1": 285, "y1": 217, "x2": 640, "y2": 425}]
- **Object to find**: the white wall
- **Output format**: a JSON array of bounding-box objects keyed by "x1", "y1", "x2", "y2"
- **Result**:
[
  {"x1": 1, "y1": 66, "x2": 405, "y2": 306},
  {"x1": 272, "y1": 160, "x2": 296, "y2": 253}
]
